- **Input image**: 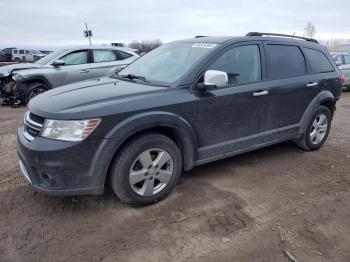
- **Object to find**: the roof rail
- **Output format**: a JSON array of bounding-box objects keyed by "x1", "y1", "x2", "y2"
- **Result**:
[
  {"x1": 246, "y1": 32, "x2": 319, "y2": 43},
  {"x1": 194, "y1": 35, "x2": 208, "y2": 38}
]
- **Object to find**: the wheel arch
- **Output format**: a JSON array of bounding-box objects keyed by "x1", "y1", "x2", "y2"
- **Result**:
[
  {"x1": 92, "y1": 111, "x2": 198, "y2": 189},
  {"x1": 298, "y1": 90, "x2": 335, "y2": 135},
  {"x1": 20, "y1": 77, "x2": 52, "y2": 102}
]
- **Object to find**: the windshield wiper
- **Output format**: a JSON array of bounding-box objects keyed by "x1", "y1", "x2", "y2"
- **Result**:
[{"x1": 117, "y1": 74, "x2": 149, "y2": 83}]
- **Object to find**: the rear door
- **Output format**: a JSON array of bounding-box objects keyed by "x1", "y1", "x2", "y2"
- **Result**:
[
  {"x1": 90, "y1": 49, "x2": 135, "y2": 78},
  {"x1": 262, "y1": 42, "x2": 318, "y2": 131}
]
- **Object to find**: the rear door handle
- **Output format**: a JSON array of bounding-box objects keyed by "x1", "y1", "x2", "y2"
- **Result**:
[
  {"x1": 306, "y1": 82, "x2": 318, "y2": 87},
  {"x1": 253, "y1": 90, "x2": 269, "y2": 97},
  {"x1": 80, "y1": 69, "x2": 90, "y2": 73}
]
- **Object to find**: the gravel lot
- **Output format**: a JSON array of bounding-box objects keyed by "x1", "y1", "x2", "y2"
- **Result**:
[{"x1": 1, "y1": 93, "x2": 350, "y2": 262}]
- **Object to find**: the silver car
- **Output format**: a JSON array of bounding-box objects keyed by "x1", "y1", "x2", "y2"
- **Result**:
[
  {"x1": 331, "y1": 52, "x2": 350, "y2": 90},
  {"x1": 0, "y1": 46, "x2": 139, "y2": 105}
]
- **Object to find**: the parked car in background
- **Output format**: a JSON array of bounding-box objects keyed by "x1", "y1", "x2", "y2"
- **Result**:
[
  {"x1": 11, "y1": 49, "x2": 46, "y2": 62},
  {"x1": 0, "y1": 51, "x2": 7, "y2": 62},
  {"x1": 0, "y1": 46, "x2": 139, "y2": 106},
  {"x1": 2, "y1": 47, "x2": 17, "y2": 61},
  {"x1": 331, "y1": 52, "x2": 350, "y2": 91},
  {"x1": 17, "y1": 33, "x2": 343, "y2": 205}
]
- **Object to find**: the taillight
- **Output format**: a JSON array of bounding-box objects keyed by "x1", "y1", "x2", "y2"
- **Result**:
[{"x1": 340, "y1": 74, "x2": 346, "y2": 86}]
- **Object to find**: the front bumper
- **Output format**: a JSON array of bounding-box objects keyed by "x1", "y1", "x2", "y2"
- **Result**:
[{"x1": 17, "y1": 125, "x2": 107, "y2": 196}]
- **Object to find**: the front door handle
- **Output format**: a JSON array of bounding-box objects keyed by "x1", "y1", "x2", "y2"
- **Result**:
[
  {"x1": 80, "y1": 69, "x2": 90, "y2": 73},
  {"x1": 253, "y1": 90, "x2": 269, "y2": 97},
  {"x1": 306, "y1": 82, "x2": 318, "y2": 87}
]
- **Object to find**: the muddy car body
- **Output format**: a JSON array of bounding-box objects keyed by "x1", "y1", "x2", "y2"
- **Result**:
[{"x1": 17, "y1": 33, "x2": 343, "y2": 205}]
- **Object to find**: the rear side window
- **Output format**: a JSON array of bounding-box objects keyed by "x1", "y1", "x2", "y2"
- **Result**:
[
  {"x1": 19, "y1": 50, "x2": 25, "y2": 55},
  {"x1": 266, "y1": 45, "x2": 306, "y2": 79},
  {"x1": 93, "y1": 50, "x2": 117, "y2": 63},
  {"x1": 344, "y1": 55, "x2": 350, "y2": 65},
  {"x1": 303, "y1": 48, "x2": 334, "y2": 73},
  {"x1": 116, "y1": 51, "x2": 133, "y2": 60}
]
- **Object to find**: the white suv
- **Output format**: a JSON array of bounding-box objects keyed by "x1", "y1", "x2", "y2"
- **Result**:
[
  {"x1": 332, "y1": 52, "x2": 350, "y2": 90},
  {"x1": 12, "y1": 49, "x2": 46, "y2": 63}
]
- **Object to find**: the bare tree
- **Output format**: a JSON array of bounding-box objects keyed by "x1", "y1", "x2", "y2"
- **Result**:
[
  {"x1": 128, "y1": 39, "x2": 163, "y2": 53},
  {"x1": 323, "y1": 39, "x2": 341, "y2": 51},
  {"x1": 304, "y1": 22, "x2": 316, "y2": 38}
]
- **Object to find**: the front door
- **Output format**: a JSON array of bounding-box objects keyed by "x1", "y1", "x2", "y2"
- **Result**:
[
  {"x1": 50, "y1": 49, "x2": 92, "y2": 87},
  {"x1": 195, "y1": 42, "x2": 273, "y2": 160}
]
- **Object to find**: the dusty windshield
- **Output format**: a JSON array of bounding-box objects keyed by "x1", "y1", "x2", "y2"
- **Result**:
[{"x1": 118, "y1": 42, "x2": 218, "y2": 85}]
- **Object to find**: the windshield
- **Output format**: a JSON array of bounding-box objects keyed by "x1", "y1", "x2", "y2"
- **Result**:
[
  {"x1": 35, "y1": 49, "x2": 66, "y2": 65},
  {"x1": 119, "y1": 42, "x2": 218, "y2": 85}
]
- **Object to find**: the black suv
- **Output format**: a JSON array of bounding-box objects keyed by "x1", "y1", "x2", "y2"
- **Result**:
[{"x1": 17, "y1": 33, "x2": 343, "y2": 205}]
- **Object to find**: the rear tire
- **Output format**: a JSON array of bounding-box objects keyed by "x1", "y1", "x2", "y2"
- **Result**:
[
  {"x1": 296, "y1": 105, "x2": 332, "y2": 151},
  {"x1": 110, "y1": 133, "x2": 182, "y2": 205}
]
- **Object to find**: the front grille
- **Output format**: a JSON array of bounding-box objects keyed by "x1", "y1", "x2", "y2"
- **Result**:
[{"x1": 23, "y1": 111, "x2": 44, "y2": 141}]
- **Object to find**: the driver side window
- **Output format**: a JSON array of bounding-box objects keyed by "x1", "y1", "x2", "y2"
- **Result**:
[
  {"x1": 208, "y1": 45, "x2": 261, "y2": 85},
  {"x1": 61, "y1": 50, "x2": 88, "y2": 65}
]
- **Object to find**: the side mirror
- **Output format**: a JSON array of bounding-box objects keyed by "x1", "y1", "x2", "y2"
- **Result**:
[
  {"x1": 198, "y1": 70, "x2": 228, "y2": 91},
  {"x1": 335, "y1": 61, "x2": 342, "y2": 66},
  {"x1": 52, "y1": 59, "x2": 65, "y2": 66}
]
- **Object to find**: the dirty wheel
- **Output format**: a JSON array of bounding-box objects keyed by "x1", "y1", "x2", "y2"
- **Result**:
[
  {"x1": 296, "y1": 105, "x2": 331, "y2": 151},
  {"x1": 110, "y1": 133, "x2": 182, "y2": 205},
  {"x1": 25, "y1": 84, "x2": 47, "y2": 104}
]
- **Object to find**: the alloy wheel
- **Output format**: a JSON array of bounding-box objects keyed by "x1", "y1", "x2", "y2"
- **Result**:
[
  {"x1": 29, "y1": 88, "x2": 46, "y2": 100},
  {"x1": 129, "y1": 148, "x2": 174, "y2": 196},
  {"x1": 310, "y1": 113, "x2": 328, "y2": 145}
]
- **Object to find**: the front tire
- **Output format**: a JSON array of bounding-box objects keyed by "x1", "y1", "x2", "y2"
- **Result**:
[
  {"x1": 24, "y1": 84, "x2": 48, "y2": 104},
  {"x1": 296, "y1": 105, "x2": 332, "y2": 151},
  {"x1": 110, "y1": 133, "x2": 182, "y2": 205}
]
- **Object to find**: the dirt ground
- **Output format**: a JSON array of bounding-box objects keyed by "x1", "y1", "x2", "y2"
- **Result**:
[{"x1": 1, "y1": 94, "x2": 350, "y2": 262}]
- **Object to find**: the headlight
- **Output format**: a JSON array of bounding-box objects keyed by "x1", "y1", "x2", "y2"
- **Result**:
[{"x1": 41, "y1": 118, "x2": 101, "y2": 141}]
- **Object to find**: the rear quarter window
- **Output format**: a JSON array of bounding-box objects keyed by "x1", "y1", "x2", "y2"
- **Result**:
[
  {"x1": 303, "y1": 48, "x2": 334, "y2": 73},
  {"x1": 116, "y1": 51, "x2": 133, "y2": 60},
  {"x1": 266, "y1": 45, "x2": 306, "y2": 79}
]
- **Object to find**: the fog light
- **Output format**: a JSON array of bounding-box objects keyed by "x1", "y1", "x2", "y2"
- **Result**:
[{"x1": 41, "y1": 173, "x2": 55, "y2": 186}]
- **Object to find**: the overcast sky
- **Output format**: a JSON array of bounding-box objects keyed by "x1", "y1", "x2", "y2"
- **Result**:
[{"x1": 0, "y1": 0, "x2": 349, "y2": 49}]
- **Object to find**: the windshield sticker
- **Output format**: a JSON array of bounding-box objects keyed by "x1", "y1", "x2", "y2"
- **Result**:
[{"x1": 192, "y1": 43, "x2": 217, "y2": 48}]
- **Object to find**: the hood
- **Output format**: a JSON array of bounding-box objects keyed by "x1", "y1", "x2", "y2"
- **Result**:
[
  {"x1": 0, "y1": 63, "x2": 44, "y2": 77},
  {"x1": 29, "y1": 77, "x2": 169, "y2": 119}
]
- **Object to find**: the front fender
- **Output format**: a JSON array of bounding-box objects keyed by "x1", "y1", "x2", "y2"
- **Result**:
[{"x1": 91, "y1": 111, "x2": 198, "y2": 188}]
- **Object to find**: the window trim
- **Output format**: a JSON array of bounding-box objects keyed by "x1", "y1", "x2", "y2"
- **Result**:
[
  {"x1": 191, "y1": 41, "x2": 266, "y2": 90},
  {"x1": 58, "y1": 49, "x2": 91, "y2": 66},
  {"x1": 263, "y1": 42, "x2": 307, "y2": 80},
  {"x1": 302, "y1": 47, "x2": 335, "y2": 74}
]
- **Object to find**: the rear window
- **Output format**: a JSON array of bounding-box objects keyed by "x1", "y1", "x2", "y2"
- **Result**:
[
  {"x1": 266, "y1": 45, "x2": 306, "y2": 79},
  {"x1": 304, "y1": 48, "x2": 334, "y2": 73}
]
